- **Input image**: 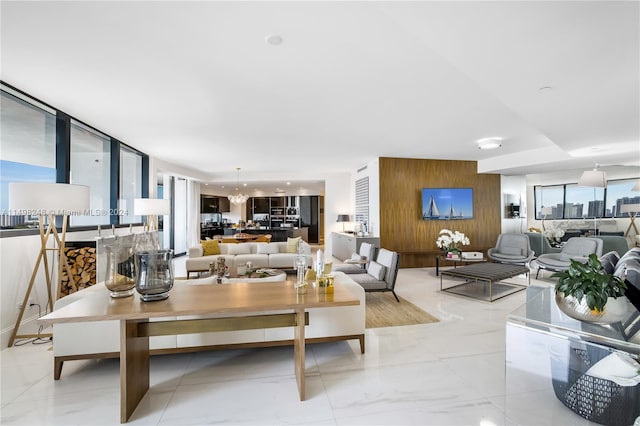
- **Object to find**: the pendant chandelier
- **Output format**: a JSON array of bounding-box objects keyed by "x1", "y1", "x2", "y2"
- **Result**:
[{"x1": 228, "y1": 167, "x2": 250, "y2": 205}]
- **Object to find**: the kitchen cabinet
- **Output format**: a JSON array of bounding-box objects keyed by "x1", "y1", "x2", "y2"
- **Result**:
[
  {"x1": 201, "y1": 195, "x2": 230, "y2": 213},
  {"x1": 331, "y1": 232, "x2": 379, "y2": 261},
  {"x1": 300, "y1": 196, "x2": 321, "y2": 244}
]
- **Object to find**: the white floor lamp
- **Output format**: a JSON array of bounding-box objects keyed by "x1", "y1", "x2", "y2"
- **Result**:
[
  {"x1": 8, "y1": 183, "x2": 90, "y2": 347},
  {"x1": 578, "y1": 168, "x2": 607, "y2": 235},
  {"x1": 134, "y1": 198, "x2": 170, "y2": 232}
]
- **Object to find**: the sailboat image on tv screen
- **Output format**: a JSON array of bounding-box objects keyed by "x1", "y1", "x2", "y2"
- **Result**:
[
  {"x1": 423, "y1": 195, "x2": 440, "y2": 219},
  {"x1": 421, "y1": 188, "x2": 474, "y2": 220},
  {"x1": 445, "y1": 204, "x2": 464, "y2": 219}
]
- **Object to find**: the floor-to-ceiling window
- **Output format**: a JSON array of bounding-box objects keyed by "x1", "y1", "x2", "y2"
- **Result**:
[
  {"x1": 0, "y1": 88, "x2": 56, "y2": 228},
  {"x1": 119, "y1": 147, "x2": 143, "y2": 225},
  {"x1": 69, "y1": 121, "x2": 111, "y2": 227}
]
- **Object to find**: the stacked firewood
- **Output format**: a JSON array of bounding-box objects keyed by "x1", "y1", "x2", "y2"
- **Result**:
[{"x1": 59, "y1": 247, "x2": 97, "y2": 297}]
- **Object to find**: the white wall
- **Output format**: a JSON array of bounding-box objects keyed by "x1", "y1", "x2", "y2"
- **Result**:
[{"x1": 324, "y1": 173, "x2": 351, "y2": 258}]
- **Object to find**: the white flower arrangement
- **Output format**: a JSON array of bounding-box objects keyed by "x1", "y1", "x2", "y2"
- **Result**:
[
  {"x1": 436, "y1": 229, "x2": 470, "y2": 253},
  {"x1": 543, "y1": 227, "x2": 565, "y2": 243}
]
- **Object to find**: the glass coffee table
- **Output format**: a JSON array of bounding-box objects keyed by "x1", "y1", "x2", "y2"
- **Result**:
[{"x1": 506, "y1": 286, "x2": 640, "y2": 424}]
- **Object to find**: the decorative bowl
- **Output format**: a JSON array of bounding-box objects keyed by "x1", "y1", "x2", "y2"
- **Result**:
[{"x1": 555, "y1": 292, "x2": 629, "y2": 325}]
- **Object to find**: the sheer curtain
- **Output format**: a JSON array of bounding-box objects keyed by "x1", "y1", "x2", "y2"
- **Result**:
[{"x1": 186, "y1": 179, "x2": 201, "y2": 249}]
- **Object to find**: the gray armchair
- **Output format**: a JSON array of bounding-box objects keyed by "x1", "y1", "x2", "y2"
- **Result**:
[
  {"x1": 525, "y1": 232, "x2": 562, "y2": 257},
  {"x1": 487, "y1": 234, "x2": 534, "y2": 265},
  {"x1": 332, "y1": 242, "x2": 377, "y2": 274},
  {"x1": 588, "y1": 235, "x2": 630, "y2": 257},
  {"x1": 349, "y1": 248, "x2": 400, "y2": 302},
  {"x1": 535, "y1": 237, "x2": 603, "y2": 279}
]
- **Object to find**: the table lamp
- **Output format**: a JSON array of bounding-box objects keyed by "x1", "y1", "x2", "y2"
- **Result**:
[
  {"x1": 337, "y1": 214, "x2": 350, "y2": 233},
  {"x1": 134, "y1": 198, "x2": 170, "y2": 232},
  {"x1": 8, "y1": 182, "x2": 90, "y2": 347}
]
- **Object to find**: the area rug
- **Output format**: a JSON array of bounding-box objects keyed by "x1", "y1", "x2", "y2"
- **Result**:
[{"x1": 365, "y1": 292, "x2": 439, "y2": 328}]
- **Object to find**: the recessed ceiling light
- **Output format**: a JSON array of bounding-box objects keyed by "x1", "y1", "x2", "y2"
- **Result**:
[
  {"x1": 539, "y1": 86, "x2": 553, "y2": 92},
  {"x1": 265, "y1": 35, "x2": 283, "y2": 46},
  {"x1": 476, "y1": 137, "x2": 503, "y2": 150}
]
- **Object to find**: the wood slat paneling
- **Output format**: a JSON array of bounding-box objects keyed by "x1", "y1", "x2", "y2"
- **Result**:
[{"x1": 378, "y1": 157, "x2": 501, "y2": 268}]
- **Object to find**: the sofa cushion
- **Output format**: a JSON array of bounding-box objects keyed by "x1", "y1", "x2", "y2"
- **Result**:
[
  {"x1": 256, "y1": 243, "x2": 279, "y2": 255},
  {"x1": 227, "y1": 244, "x2": 252, "y2": 255},
  {"x1": 286, "y1": 237, "x2": 301, "y2": 253},
  {"x1": 367, "y1": 261, "x2": 386, "y2": 280},
  {"x1": 201, "y1": 239, "x2": 221, "y2": 256}
]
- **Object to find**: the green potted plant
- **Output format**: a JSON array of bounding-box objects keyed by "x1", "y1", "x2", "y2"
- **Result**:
[{"x1": 552, "y1": 253, "x2": 628, "y2": 323}]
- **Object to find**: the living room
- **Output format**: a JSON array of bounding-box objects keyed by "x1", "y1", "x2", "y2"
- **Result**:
[{"x1": 1, "y1": 1, "x2": 640, "y2": 425}]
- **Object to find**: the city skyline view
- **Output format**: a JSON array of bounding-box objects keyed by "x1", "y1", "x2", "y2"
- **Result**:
[{"x1": 536, "y1": 179, "x2": 639, "y2": 219}]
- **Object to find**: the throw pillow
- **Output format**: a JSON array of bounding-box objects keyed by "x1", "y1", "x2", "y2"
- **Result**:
[
  {"x1": 367, "y1": 261, "x2": 386, "y2": 281},
  {"x1": 201, "y1": 239, "x2": 221, "y2": 256},
  {"x1": 286, "y1": 237, "x2": 302, "y2": 253},
  {"x1": 227, "y1": 244, "x2": 252, "y2": 255},
  {"x1": 351, "y1": 253, "x2": 366, "y2": 262}
]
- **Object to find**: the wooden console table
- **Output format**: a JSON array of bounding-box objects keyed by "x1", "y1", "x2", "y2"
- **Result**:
[{"x1": 40, "y1": 281, "x2": 360, "y2": 423}]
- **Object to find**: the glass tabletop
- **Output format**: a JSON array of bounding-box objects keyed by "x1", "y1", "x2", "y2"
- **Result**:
[{"x1": 507, "y1": 286, "x2": 640, "y2": 353}]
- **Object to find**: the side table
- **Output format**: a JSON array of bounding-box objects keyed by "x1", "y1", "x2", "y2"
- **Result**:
[{"x1": 434, "y1": 254, "x2": 486, "y2": 276}]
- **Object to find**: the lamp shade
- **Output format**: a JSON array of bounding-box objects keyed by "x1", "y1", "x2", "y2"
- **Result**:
[
  {"x1": 9, "y1": 183, "x2": 90, "y2": 214},
  {"x1": 632, "y1": 179, "x2": 640, "y2": 191},
  {"x1": 336, "y1": 214, "x2": 350, "y2": 222},
  {"x1": 134, "y1": 198, "x2": 170, "y2": 216},
  {"x1": 621, "y1": 203, "x2": 640, "y2": 214},
  {"x1": 578, "y1": 170, "x2": 607, "y2": 188}
]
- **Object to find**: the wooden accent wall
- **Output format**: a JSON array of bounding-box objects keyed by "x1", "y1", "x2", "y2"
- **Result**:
[{"x1": 378, "y1": 157, "x2": 501, "y2": 268}]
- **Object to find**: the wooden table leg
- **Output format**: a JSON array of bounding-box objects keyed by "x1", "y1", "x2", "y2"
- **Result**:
[
  {"x1": 293, "y1": 308, "x2": 306, "y2": 401},
  {"x1": 120, "y1": 319, "x2": 150, "y2": 423}
]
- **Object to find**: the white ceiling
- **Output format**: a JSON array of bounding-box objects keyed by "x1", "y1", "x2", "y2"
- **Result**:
[{"x1": 1, "y1": 1, "x2": 639, "y2": 195}]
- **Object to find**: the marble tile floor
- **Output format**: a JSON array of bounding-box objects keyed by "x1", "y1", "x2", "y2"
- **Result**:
[{"x1": 1, "y1": 260, "x2": 602, "y2": 426}]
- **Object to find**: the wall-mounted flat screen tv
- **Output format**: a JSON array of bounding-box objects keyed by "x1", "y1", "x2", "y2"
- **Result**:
[{"x1": 422, "y1": 188, "x2": 473, "y2": 220}]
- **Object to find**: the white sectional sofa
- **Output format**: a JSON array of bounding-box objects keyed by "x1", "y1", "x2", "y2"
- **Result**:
[
  {"x1": 186, "y1": 241, "x2": 313, "y2": 278},
  {"x1": 51, "y1": 271, "x2": 365, "y2": 379}
]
